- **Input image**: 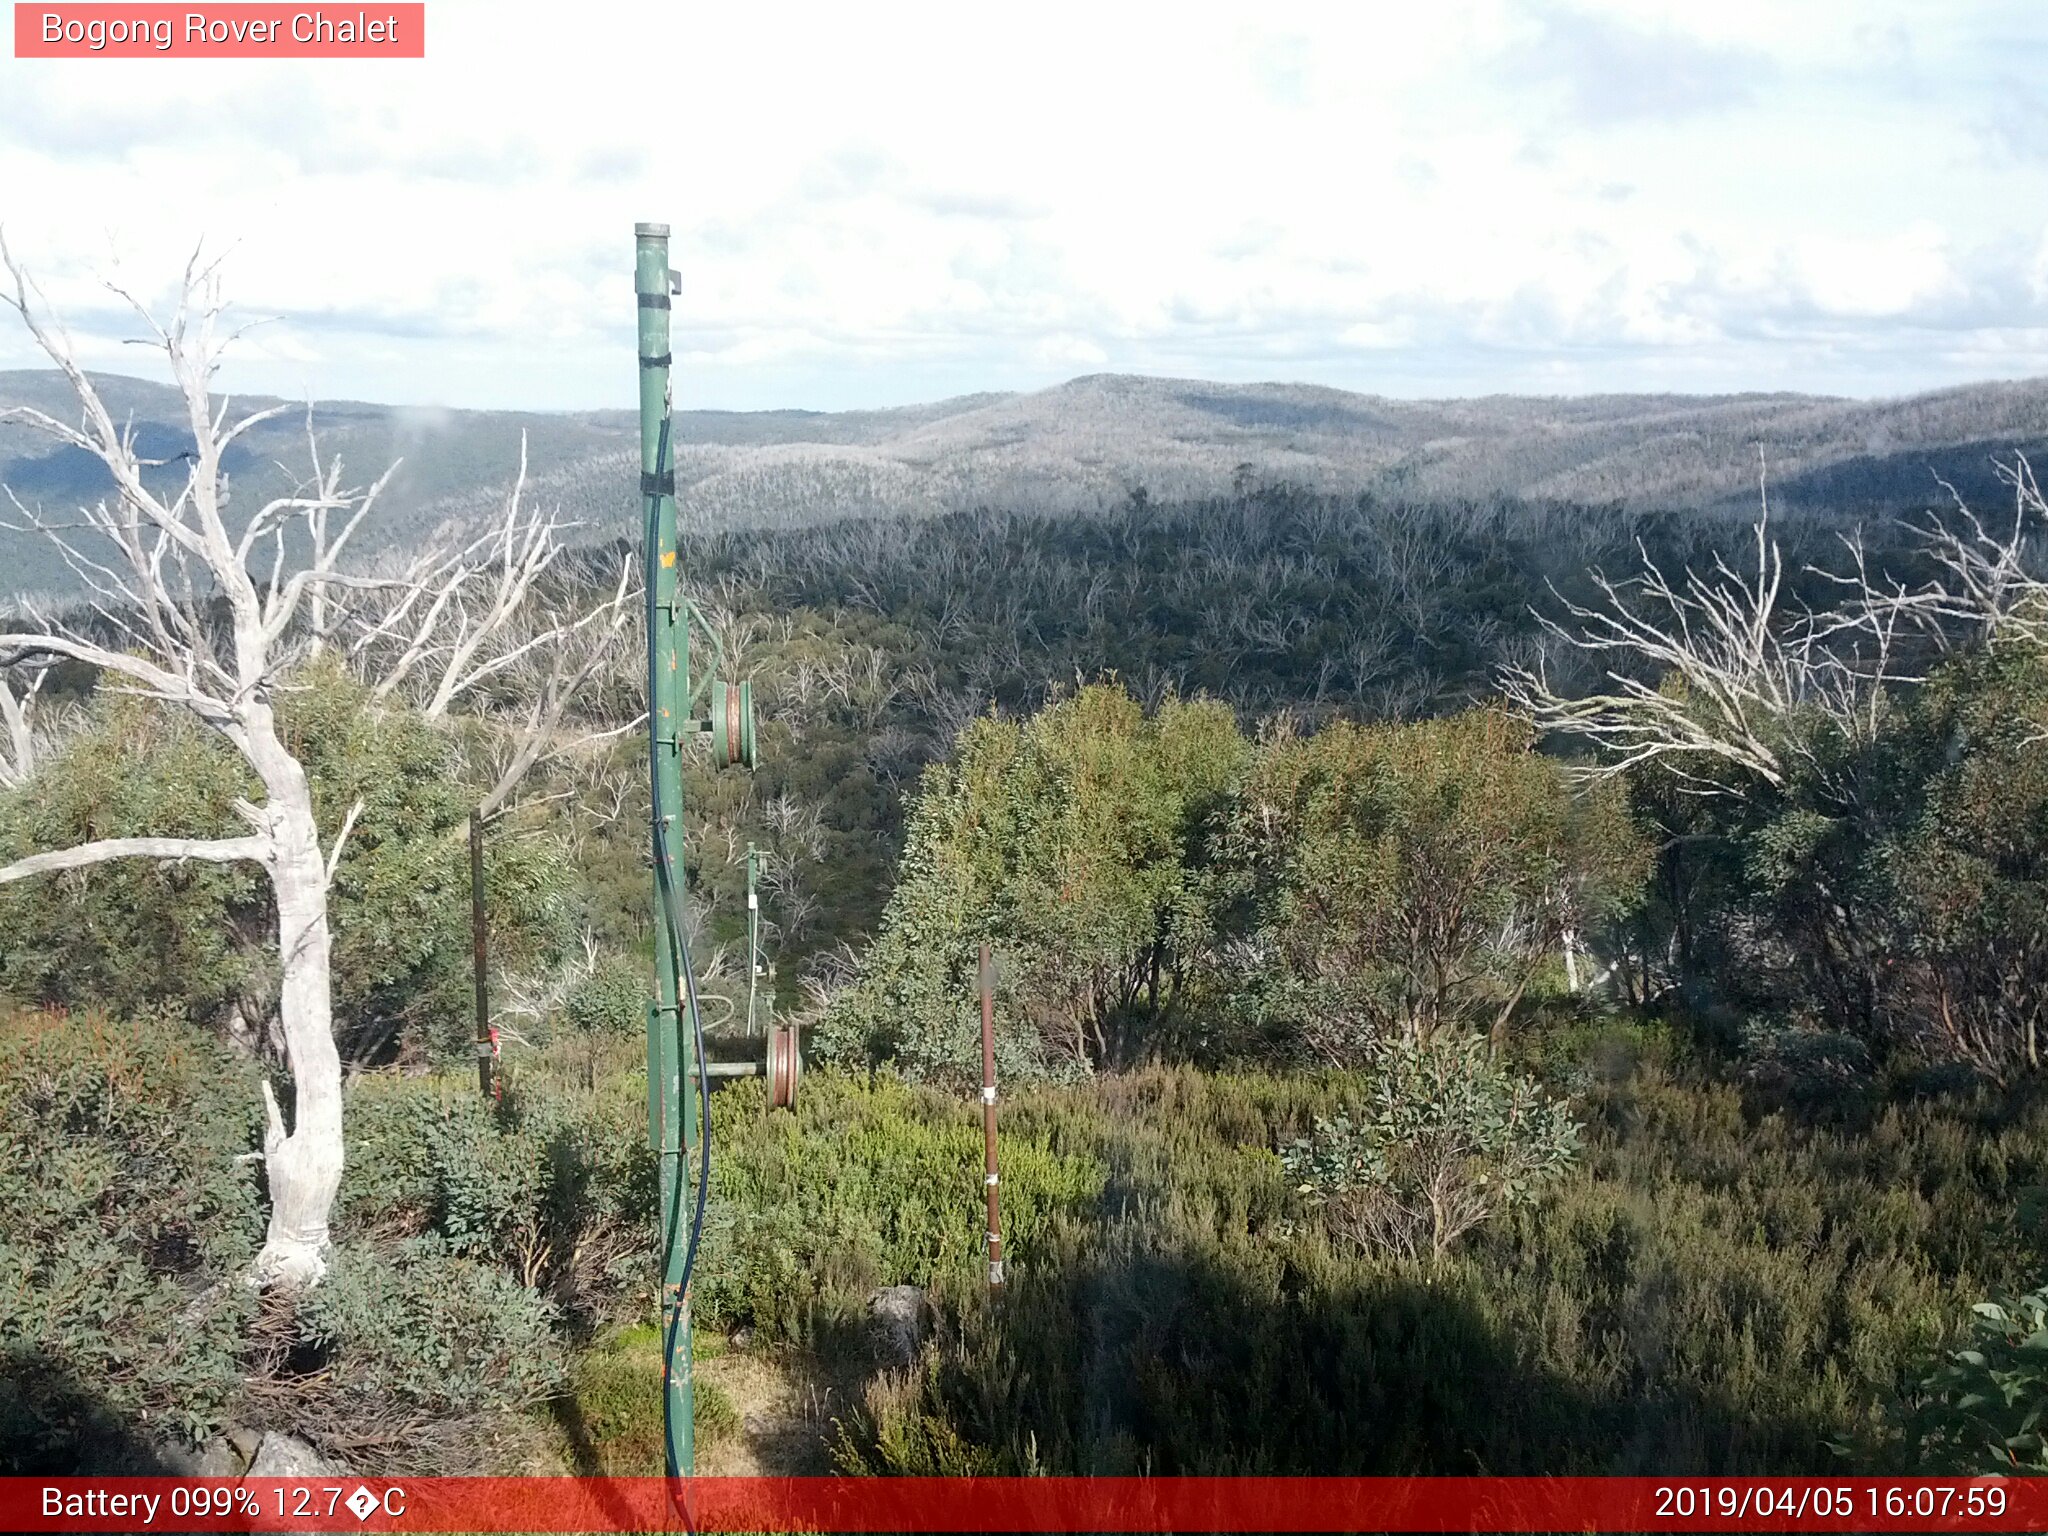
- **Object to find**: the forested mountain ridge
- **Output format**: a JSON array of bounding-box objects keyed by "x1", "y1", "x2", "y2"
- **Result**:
[{"x1": 5, "y1": 368, "x2": 2047, "y2": 600}]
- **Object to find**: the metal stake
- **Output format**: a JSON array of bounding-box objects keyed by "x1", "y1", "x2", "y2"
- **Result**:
[
  {"x1": 980, "y1": 943, "x2": 1004, "y2": 1289},
  {"x1": 469, "y1": 807, "x2": 493, "y2": 1099}
]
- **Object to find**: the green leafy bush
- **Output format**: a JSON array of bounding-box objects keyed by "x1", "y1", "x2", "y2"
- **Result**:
[
  {"x1": 0, "y1": 668, "x2": 572, "y2": 1065},
  {"x1": 336, "y1": 1053, "x2": 657, "y2": 1329},
  {"x1": 0, "y1": 1005, "x2": 262, "y2": 1470},
  {"x1": 1902, "y1": 1288, "x2": 2048, "y2": 1473},
  {"x1": 0, "y1": 697, "x2": 262, "y2": 1025},
  {"x1": 250, "y1": 1240, "x2": 567, "y2": 1474},
  {"x1": 840, "y1": 1052, "x2": 2043, "y2": 1476},
  {"x1": 1282, "y1": 1031, "x2": 1580, "y2": 1260},
  {"x1": 816, "y1": 686, "x2": 1248, "y2": 1082},
  {"x1": 1630, "y1": 644, "x2": 2048, "y2": 1081},
  {"x1": 565, "y1": 955, "x2": 648, "y2": 1036},
  {"x1": 1226, "y1": 709, "x2": 1648, "y2": 1058}
]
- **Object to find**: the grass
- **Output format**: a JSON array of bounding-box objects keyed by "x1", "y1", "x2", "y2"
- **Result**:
[{"x1": 556, "y1": 1325, "x2": 739, "y2": 1475}]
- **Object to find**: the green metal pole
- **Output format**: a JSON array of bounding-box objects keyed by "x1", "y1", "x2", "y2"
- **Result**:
[{"x1": 636, "y1": 221, "x2": 695, "y2": 1478}]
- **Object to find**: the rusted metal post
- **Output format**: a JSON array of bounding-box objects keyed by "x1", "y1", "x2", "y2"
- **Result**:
[
  {"x1": 979, "y1": 942, "x2": 1004, "y2": 1289},
  {"x1": 469, "y1": 806, "x2": 493, "y2": 1098}
]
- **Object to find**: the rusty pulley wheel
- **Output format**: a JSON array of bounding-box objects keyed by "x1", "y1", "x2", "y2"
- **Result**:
[
  {"x1": 710, "y1": 679, "x2": 756, "y2": 770},
  {"x1": 765, "y1": 1022, "x2": 801, "y2": 1109}
]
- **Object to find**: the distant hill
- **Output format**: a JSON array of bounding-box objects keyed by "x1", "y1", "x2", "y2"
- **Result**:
[{"x1": 5, "y1": 369, "x2": 2047, "y2": 601}]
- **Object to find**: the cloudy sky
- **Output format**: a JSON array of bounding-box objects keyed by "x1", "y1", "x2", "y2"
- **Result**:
[{"x1": 2, "y1": 0, "x2": 2046, "y2": 411}]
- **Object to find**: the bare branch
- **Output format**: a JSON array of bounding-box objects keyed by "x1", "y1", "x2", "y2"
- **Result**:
[
  {"x1": 0, "y1": 834, "x2": 270, "y2": 885},
  {"x1": 324, "y1": 799, "x2": 364, "y2": 888}
]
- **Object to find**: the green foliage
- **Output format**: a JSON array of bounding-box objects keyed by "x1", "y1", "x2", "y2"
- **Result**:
[
  {"x1": 697, "y1": 1072, "x2": 1107, "y2": 1341},
  {"x1": 1901, "y1": 1288, "x2": 2048, "y2": 1473},
  {"x1": 0, "y1": 694, "x2": 263, "y2": 1023},
  {"x1": 1228, "y1": 709, "x2": 1648, "y2": 1057},
  {"x1": 0, "y1": 1005, "x2": 261, "y2": 1470},
  {"x1": 827, "y1": 691, "x2": 1646, "y2": 1081},
  {"x1": 817, "y1": 686, "x2": 1248, "y2": 1082},
  {"x1": 1872, "y1": 646, "x2": 2048, "y2": 1079},
  {"x1": 1642, "y1": 644, "x2": 2048, "y2": 1080},
  {"x1": 1282, "y1": 1031, "x2": 1580, "y2": 1260},
  {"x1": 0, "y1": 1004, "x2": 646, "y2": 1473},
  {"x1": 0, "y1": 666, "x2": 572, "y2": 1064},
  {"x1": 565, "y1": 955, "x2": 648, "y2": 1036},
  {"x1": 272, "y1": 1241, "x2": 567, "y2": 1474},
  {"x1": 839, "y1": 1047, "x2": 2046, "y2": 1476},
  {"x1": 335, "y1": 1047, "x2": 657, "y2": 1330}
]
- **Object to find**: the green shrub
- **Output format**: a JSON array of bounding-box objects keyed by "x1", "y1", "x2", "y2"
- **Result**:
[
  {"x1": 251, "y1": 1240, "x2": 566, "y2": 1474},
  {"x1": 0, "y1": 1006, "x2": 652, "y2": 1474},
  {"x1": 840, "y1": 1054, "x2": 2043, "y2": 1476},
  {"x1": 336, "y1": 1056, "x2": 657, "y2": 1330},
  {"x1": 565, "y1": 956, "x2": 648, "y2": 1036},
  {"x1": 0, "y1": 669, "x2": 573, "y2": 1065},
  {"x1": 1631, "y1": 644, "x2": 2048, "y2": 1082},
  {"x1": 1900, "y1": 1287, "x2": 2048, "y2": 1473},
  {"x1": 0, "y1": 698, "x2": 262, "y2": 1025},
  {"x1": 1282, "y1": 1031, "x2": 1580, "y2": 1260},
  {"x1": 816, "y1": 686, "x2": 1248, "y2": 1082},
  {"x1": 0, "y1": 1006, "x2": 262, "y2": 1470},
  {"x1": 1225, "y1": 709, "x2": 1648, "y2": 1058},
  {"x1": 698, "y1": 1072, "x2": 1108, "y2": 1341}
]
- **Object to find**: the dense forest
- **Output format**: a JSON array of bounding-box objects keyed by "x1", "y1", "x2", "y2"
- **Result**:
[{"x1": 6, "y1": 337, "x2": 2048, "y2": 1480}]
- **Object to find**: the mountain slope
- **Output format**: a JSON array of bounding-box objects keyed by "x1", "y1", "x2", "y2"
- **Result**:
[{"x1": 5, "y1": 370, "x2": 2046, "y2": 601}]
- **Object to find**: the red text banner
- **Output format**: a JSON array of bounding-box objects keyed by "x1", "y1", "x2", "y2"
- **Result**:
[
  {"x1": 1, "y1": 1476, "x2": 2042, "y2": 1532},
  {"x1": 14, "y1": 4, "x2": 424, "y2": 57}
]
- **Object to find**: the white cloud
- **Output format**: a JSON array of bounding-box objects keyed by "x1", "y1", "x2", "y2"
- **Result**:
[{"x1": 0, "y1": 0, "x2": 2044, "y2": 408}]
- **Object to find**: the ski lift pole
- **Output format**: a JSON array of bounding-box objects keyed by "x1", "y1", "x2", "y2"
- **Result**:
[
  {"x1": 637, "y1": 221, "x2": 697, "y2": 1481},
  {"x1": 979, "y1": 943, "x2": 1004, "y2": 1289}
]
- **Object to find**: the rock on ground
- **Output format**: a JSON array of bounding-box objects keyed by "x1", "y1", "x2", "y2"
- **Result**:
[
  {"x1": 245, "y1": 1431, "x2": 344, "y2": 1477},
  {"x1": 864, "y1": 1284, "x2": 933, "y2": 1370}
]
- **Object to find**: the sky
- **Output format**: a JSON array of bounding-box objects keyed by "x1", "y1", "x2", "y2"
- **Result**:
[{"x1": 1, "y1": 0, "x2": 2046, "y2": 412}]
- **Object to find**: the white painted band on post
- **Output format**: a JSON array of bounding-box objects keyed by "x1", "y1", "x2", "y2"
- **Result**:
[
  {"x1": 985, "y1": 1173, "x2": 999, "y2": 1186},
  {"x1": 981, "y1": 1086, "x2": 996, "y2": 1103}
]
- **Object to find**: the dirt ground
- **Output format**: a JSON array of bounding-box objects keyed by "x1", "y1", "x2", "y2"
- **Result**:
[{"x1": 694, "y1": 1346, "x2": 847, "y2": 1475}]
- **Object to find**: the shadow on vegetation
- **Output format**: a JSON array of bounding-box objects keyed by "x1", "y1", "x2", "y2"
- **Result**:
[
  {"x1": 855, "y1": 1240, "x2": 1837, "y2": 1477},
  {"x1": 1, "y1": 1345, "x2": 179, "y2": 1475}
]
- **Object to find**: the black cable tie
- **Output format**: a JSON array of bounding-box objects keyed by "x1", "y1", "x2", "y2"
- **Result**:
[
  {"x1": 638, "y1": 292, "x2": 671, "y2": 309},
  {"x1": 642, "y1": 470, "x2": 675, "y2": 497},
  {"x1": 639, "y1": 352, "x2": 672, "y2": 369}
]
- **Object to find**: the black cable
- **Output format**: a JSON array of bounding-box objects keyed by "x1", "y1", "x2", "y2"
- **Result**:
[{"x1": 643, "y1": 407, "x2": 713, "y2": 1496}]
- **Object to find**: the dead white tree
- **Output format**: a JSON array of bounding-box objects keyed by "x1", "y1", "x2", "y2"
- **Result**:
[
  {"x1": 1882, "y1": 457, "x2": 2048, "y2": 650},
  {"x1": 0, "y1": 240, "x2": 411, "y2": 1287},
  {"x1": 347, "y1": 438, "x2": 640, "y2": 819},
  {"x1": 1499, "y1": 493, "x2": 1886, "y2": 796},
  {"x1": 0, "y1": 661, "x2": 46, "y2": 788},
  {"x1": 1501, "y1": 454, "x2": 2043, "y2": 792}
]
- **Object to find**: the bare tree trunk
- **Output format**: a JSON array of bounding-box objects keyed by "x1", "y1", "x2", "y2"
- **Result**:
[
  {"x1": 248, "y1": 720, "x2": 346, "y2": 1286},
  {"x1": 259, "y1": 830, "x2": 345, "y2": 1283}
]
